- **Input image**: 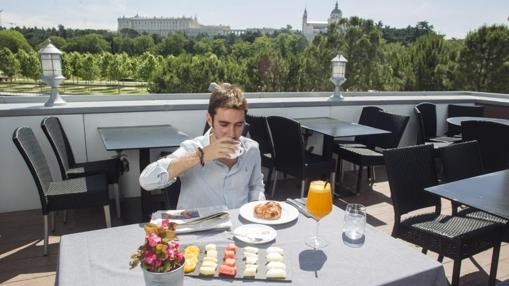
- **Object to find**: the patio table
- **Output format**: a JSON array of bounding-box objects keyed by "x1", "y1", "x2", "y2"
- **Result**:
[
  {"x1": 446, "y1": 116, "x2": 509, "y2": 127},
  {"x1": 58, "y1": 206, "x2": 448, "y2": 286},
  {"x1": 97, "y1": 125, "x2": 189, "y2": 221},
  {"x1": 426, "y1": 169, "x2": 509, "y2": 220},
  {"x1": 295, "y1": 117, "x2": 390, "y2": 158}
]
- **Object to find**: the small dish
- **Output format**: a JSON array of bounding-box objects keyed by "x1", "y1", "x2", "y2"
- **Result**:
[{"x1": 233, "y1": 224, "x2": 277, "y2": 244}]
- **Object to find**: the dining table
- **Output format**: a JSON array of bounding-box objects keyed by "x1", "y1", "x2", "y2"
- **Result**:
[
  {"x1": 446, "y1": 116, "x2": 509, "y2": 127},
  {"x1": 58, "y1": 205, "x2": 448, "y2": 286},
  {"x1": 97, "y1": 124, "x2": 189, "y2": 221}
]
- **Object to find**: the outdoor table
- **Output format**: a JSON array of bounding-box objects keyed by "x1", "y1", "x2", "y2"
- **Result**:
[
  {"x1": 295, "y1": 117, "x2": 390, "y2": 158},
  {"x1": 446, "y1": 116, "x2": 509, "y2": 127},
  {"x1": 426, "y1": 169, "x2": 509, "y2": 220},
  {"x1": 58, "y1": 206, "x2": 448, "y2": 286},
  {"x1": 97, "y1": 125, "x2": 189, "y2": 221}
]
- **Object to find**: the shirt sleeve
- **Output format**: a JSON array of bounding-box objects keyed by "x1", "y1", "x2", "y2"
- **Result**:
[
  {"x1": 139, "y1": 140, "x2": 197, "y2": 191},
  {"x1": 248, "y1": 144, "x2": 266, "y2": 202}
]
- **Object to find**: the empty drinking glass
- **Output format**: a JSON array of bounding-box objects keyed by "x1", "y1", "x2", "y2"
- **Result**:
[{"x1": 342, "y1": 204, "x2": 366, "y2": 246}]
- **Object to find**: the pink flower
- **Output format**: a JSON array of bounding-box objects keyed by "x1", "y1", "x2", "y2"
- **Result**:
[
  {"x1": 176, "y1": 252, "x2": 184, "y2": 262},
  {"x1": 145, "y1": 252, "x2": 156, "y2": 265},
  {"x1": 161, "y1": 219, "x2": 170, "y2": 228},
  {"x1": 148, "y1": 233, "x2": 161, "y2": 247},
  {"x1": 154, "y1": 258, "x2": 162, "y2": 267}
]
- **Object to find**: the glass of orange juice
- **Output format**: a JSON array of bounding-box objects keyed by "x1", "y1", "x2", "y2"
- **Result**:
[{"x1": 305, "y1": 180, "x2": 333, "y2": 249}]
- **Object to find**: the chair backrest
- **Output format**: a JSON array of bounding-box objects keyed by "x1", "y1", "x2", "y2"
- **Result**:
[
  {"x1": 446, "y1": 104, "x2": 484, "y2": 135},
  {"x1": 461, "y1": 121, "x2": 509, "y2": 173},
  {"x1": 13, "y1": 127, "x2": 53, "y2": 212},
  {"x1": 245, "y1": 114, "x2": 274, "y2": 157},
  {"x1": 355, "y1": 106, "x2": 383, "y2": 146},
  {"x1": 41, "y1": 117, "x2": 76, "y2": 179},
  {"x1": 414, "y1": 102, "x2": 437, "y2": 144},
  {"x1": 383, "y1": 144, "x2": 440, "y2": 217},
  {"x1": 267, "y1": 116, "x2": 305, "y2": 176},
  {"x1": 440, "y1": 140, "x2": 484, "y2": 183},
  {"x1": 372, "y1": 112, "x2": 410, "y2": 149}
]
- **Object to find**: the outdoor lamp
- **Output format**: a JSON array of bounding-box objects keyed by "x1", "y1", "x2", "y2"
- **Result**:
[
  {"x1": 39, "y1": 39, "x2": 66, "y2": 107},
  {"x1": 329, "y1": 54, "x2": 348, "y2": 100}
]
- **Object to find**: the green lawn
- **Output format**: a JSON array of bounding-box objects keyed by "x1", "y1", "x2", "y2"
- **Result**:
[{"x1": 0, "y1": 79, "x2": 149, "y2": 95}]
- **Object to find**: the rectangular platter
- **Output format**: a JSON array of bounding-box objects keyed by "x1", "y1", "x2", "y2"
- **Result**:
[{"x1": 184, "y1": 244, "x2": 291, "y2": 282}]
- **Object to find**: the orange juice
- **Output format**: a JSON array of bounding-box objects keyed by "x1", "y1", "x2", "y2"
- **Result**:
[{"x1": 306, "y1": 181, "x2": 332, "y2": 219}]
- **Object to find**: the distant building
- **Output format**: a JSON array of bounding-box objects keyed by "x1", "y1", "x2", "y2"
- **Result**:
[
  {"x1": 302, "y1": 1, "x2": 343, "y2": 42},
  {"x1": 117, "y1": 14, "x2": 231, "y2": 36}
]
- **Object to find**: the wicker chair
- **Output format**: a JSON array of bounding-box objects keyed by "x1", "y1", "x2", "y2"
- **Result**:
[
  {"x1": 383, "y1": 144, "x2": 502, "y2": 286},
  {"x1": 414, "y1": 102, "x2": 461, "y2": 145},
  {"x1": 245, "y1": 114, "x2": 275, "y2": 191},
  {"x1": 267, "y1": 116, "x2": 336, "y2": 198},
  {"x1": 335, "y1": 106, "x2": 383, "y2": 148},
  {"x1": 335, "y1": 111, "x2": 409, "y2": 195},
  {"x1": 41, "y1": 117, "x2": 121, "y2": 217},
  {"x1": 439, "y1": 141, "x2": 508, "y2": 239},
  {"x1": 446, "y1": 104, "x2": 484, "y2": 136},
  {"x1": 13, "y1": 127, "x2": 111, "y2": 255},
  {"x1": 461, "y1": 120, "x2": 509, "y2": 173}
]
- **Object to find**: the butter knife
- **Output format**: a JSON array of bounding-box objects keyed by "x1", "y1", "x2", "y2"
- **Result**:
[{"x1": 286, "y1": 198, "x2": 318, "y2": 221}]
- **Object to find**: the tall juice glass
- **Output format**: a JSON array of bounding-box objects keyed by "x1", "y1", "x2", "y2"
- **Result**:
[{"x1": 305, "y1": 180, "x2": 333, "y2": 249}]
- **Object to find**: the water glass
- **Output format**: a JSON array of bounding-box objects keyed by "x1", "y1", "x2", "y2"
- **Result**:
[{"x1": 342, "y1": 204, "x2": 366, "y2": 244}]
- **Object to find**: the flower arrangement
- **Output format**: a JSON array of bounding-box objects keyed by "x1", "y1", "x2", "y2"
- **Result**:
[{"x1": 129, "y1": 219, "x2": 184, "y2": 273}]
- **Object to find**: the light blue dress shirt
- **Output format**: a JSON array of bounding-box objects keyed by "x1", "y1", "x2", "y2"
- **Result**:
[{"x1": 139, "y1": 129, "x2": 266, "y2": 210}]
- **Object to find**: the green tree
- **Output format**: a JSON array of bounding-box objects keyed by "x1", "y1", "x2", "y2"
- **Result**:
[
  {"x1": 65, "y1": 33, "x2": 111, "y2": 54},
  {"x1": 133, "y1": 35, "x2": 155, "y2": 55},
  {"x1": 0, "y1": 47, "x2": 21, "y2": 79},
  {"x1": 16, "y1": 49, "x2": 41, "y2": 80},
  {"x1": 79, "y1": 53, "x2": 99, "y2": 82},
  {"x1": 137, "y1": 52, "x2": 159, "y2": 81},
  {"x1": 154, "y1": 33, "x2": 189, "y2": 56},
  {"x1": 455, "y1": 25, "x2": 509, "y2": 93},
  {"x1": 0, "y1": 30, "x2": 33, "y2": 53},
  {"x1": 410, "y1": 33, "x2": 452, "y2": 90}
]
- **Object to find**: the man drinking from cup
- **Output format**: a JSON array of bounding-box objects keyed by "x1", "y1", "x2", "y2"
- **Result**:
[{"x1": 139, "y1": 83, "x2": 266, "y2": 209}]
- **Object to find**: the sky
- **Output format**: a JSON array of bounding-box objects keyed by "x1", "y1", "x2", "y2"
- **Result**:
[{"x1": 1, "y1": 0, "x2": 508, "y2": 39}]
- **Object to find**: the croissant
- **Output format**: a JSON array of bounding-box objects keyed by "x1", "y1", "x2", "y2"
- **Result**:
[{"x1": 254, "y1": 201, "x2": 282, "y2": 220}]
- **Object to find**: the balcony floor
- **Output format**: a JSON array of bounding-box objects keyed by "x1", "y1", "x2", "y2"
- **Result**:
[{"x1": 0, "y1": 168, "x2": 508, "y2": 286}]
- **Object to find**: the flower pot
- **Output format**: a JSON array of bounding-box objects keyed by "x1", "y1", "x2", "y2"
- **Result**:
[{"x1": 141, "y1": 263, "x2": 184, "y2": 286}]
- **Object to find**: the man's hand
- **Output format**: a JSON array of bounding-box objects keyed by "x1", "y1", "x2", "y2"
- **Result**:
[{"x1": 203, "y1": 137, "x2": 239, "y2": 162}]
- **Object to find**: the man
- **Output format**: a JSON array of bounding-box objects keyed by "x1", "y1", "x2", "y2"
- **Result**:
[{"x1": 139, "y1": 83, "x2": 266, "y2": 209}]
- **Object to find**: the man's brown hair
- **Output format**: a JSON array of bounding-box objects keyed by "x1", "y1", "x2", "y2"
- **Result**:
[{"x1": 207, "y1": 83, "x2": 247, "y2": 118}]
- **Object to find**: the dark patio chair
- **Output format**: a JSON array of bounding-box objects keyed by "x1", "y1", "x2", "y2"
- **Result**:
[
  {"x1": 335, "y1": 111, "x2": 409, "y2": 195},
  {"x1": 245, "y1": 114, "x2": 275, "y2": 192},
  {"x1": 41, "y1": 117, "x2": 121, "y2": 217},
  {"x1": 267, "y1": 116, "x2": 336, "y2": 198},
  {"x1": 13, "y1": 127, "x2": 111, "y2": 255},
  {"x1": 335, "y1": 106, "x2": 384, "y2": 148},
  {"x1": 383, "y1": 144, "x2": 502, "y2": 286},
  {"x1": 414, "y1": 102, "x2": 461, "y2": 145},
  {"x1": 446, "y1": 104, "x2": 484, "y2": 136},
  {"x1": 461, "y1": 120, "x2": 509, "y2": 173}
]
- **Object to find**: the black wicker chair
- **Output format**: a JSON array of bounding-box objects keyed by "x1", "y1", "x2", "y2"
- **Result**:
[
  {"x1": 267, "y1": 116, "x2": 336, "y2": 198},
  {"x1": 245, "y1": 114, "x2": 275, "y2": 192},
  {"x1": 41, "y1": 117, "x2": 121, "y2": 217},
  {"x1": 13, "y1": 127, "x2": 111, "y2": 255},
  {"x1": 335, "y1": 111, "x2": 409, "y2": 195},
  {"x1": 383, "y1": 144, "x2": 502, "y2": 286},
  {"x1": 414, "y1": 102, "x2": 461, "y2": 145},
  {"x1": 461, "y1": 120, "x2": 509, "y2": 173},
  {"x1": 446, "y1": 104, "x2": 484, "y2": 136}
]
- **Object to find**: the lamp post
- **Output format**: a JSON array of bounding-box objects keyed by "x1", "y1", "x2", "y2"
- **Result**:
[
  {"x1": 39, "y1": 39, "x2": 66, "y2": 107},
  {"x1": 329, "y1": 54, "x2": 347, "y2": 100}
]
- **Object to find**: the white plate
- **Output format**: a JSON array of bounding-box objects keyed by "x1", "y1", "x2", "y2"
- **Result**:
[
  {"x1": 239, "y1": 201, "x2": 299, "y2": 225},
  {"x1": 233, "y1": 224, "x2": 277, "y2": 244}
]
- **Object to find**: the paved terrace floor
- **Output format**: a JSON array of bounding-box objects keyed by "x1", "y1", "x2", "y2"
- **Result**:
[{"x1": 0, "y1": 169, "x2": 508, "y2": 286}]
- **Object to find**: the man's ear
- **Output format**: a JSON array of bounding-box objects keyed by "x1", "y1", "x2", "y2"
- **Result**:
[{"x1": 206, "y1": 113, "x2": 213, "y2": 130}]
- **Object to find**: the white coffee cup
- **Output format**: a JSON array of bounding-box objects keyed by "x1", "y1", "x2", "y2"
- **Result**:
[{"x1": 228, "y1": 142, "x2": 245, "y2": 159}]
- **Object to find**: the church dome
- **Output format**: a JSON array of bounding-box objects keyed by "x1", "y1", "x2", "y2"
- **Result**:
[{"x1": 329, "y1": 1, "x2": 342, "y2": 21}]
